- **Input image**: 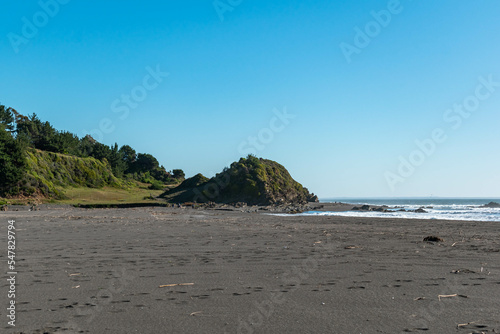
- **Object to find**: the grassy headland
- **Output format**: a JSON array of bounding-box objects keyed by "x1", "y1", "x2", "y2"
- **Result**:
[{"x1": 0, "y1": 105, "x2": 184, "y2": 205}]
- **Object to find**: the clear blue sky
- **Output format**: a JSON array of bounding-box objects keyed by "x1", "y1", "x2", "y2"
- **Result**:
[{"x1": 1, "y1": 0, "x2": 499, "y2": 198}]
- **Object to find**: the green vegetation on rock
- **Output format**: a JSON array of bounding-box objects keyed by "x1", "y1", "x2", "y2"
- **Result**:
[
  {"x1": 162, "y1": 155, "x2": 318, "y2": 205},
  {"x1": 160, "y1": 173, "x2": 210, "y2": 203}
]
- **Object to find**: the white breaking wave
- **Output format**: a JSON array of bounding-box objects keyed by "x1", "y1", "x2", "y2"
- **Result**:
[{"x1": 272, "y1": 207, "x2": 500, "y2": 222}]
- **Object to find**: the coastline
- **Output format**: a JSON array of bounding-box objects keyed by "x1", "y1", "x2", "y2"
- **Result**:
[{"x1": 1, "y1": 206, "x2": 499, "y2": 333}]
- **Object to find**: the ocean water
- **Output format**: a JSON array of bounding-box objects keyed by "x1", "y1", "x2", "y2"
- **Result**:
[{"x1": 300, "y1": 198, "x2": 500, "y2": 222}]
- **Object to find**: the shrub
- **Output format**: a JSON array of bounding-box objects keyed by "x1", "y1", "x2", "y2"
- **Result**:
[{"x1": 148, "y1": 181, "x2": 164, "y2": 190}]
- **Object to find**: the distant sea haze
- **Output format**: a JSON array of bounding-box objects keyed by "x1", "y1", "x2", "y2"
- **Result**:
[{"x1": 313, "y1": 198, "x2": 500, "y2": 222}]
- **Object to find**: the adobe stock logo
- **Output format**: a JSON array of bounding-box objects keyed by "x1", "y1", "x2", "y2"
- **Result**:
[
  {"x1": 385, "y1": 75, "x2": 499, "y2": 191},
  {"x1": 7, "y1": 0, "x2": 71, "y2": 54},
  {"x1": 213, "y1": 0, "x2": 243, "y2": 22},
  {"x1": 339, "y1": 0, "x2": 411, "y2": 64},
  {"x1": 81, "y1": 65, "x2": 169, "y2": 142}
]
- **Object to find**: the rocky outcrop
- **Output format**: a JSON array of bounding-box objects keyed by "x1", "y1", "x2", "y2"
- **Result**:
[
  {"x1": 482, "y1": 202, "x2": 500, "y2": 208},
  {"x1": 161, "y1": 156, "x2": 318, "y2": 205},
  {"x1": 159, "y1": 173, "x2": 210, "y2": 203}
]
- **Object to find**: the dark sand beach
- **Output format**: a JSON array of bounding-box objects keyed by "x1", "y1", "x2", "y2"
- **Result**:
[{"x1": 1, "y1": 205, "x2": 499, "y2": 333}]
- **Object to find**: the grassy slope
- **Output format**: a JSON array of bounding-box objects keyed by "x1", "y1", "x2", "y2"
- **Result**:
[
  {"x1": 1, "y1": 149, "x2": 178, "y2": 205},
  {"x1": 58, "y1": 184, "x2": 165, "y2": 205},
  {"x1": 23, "y1": 149, "x2": 123, "y2": 197},
  {"x1": 1, "y1": 185, "x2": 168, "y2": 206}
]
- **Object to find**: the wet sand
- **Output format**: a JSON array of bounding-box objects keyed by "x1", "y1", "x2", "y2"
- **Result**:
[{"x1": 1, "y1": 206, "x2": 499, "y2": 333}]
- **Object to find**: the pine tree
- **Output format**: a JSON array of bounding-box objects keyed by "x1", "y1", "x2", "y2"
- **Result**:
[{"x1": 0, "y1": 125, "x2": 27, "y2": 194}]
